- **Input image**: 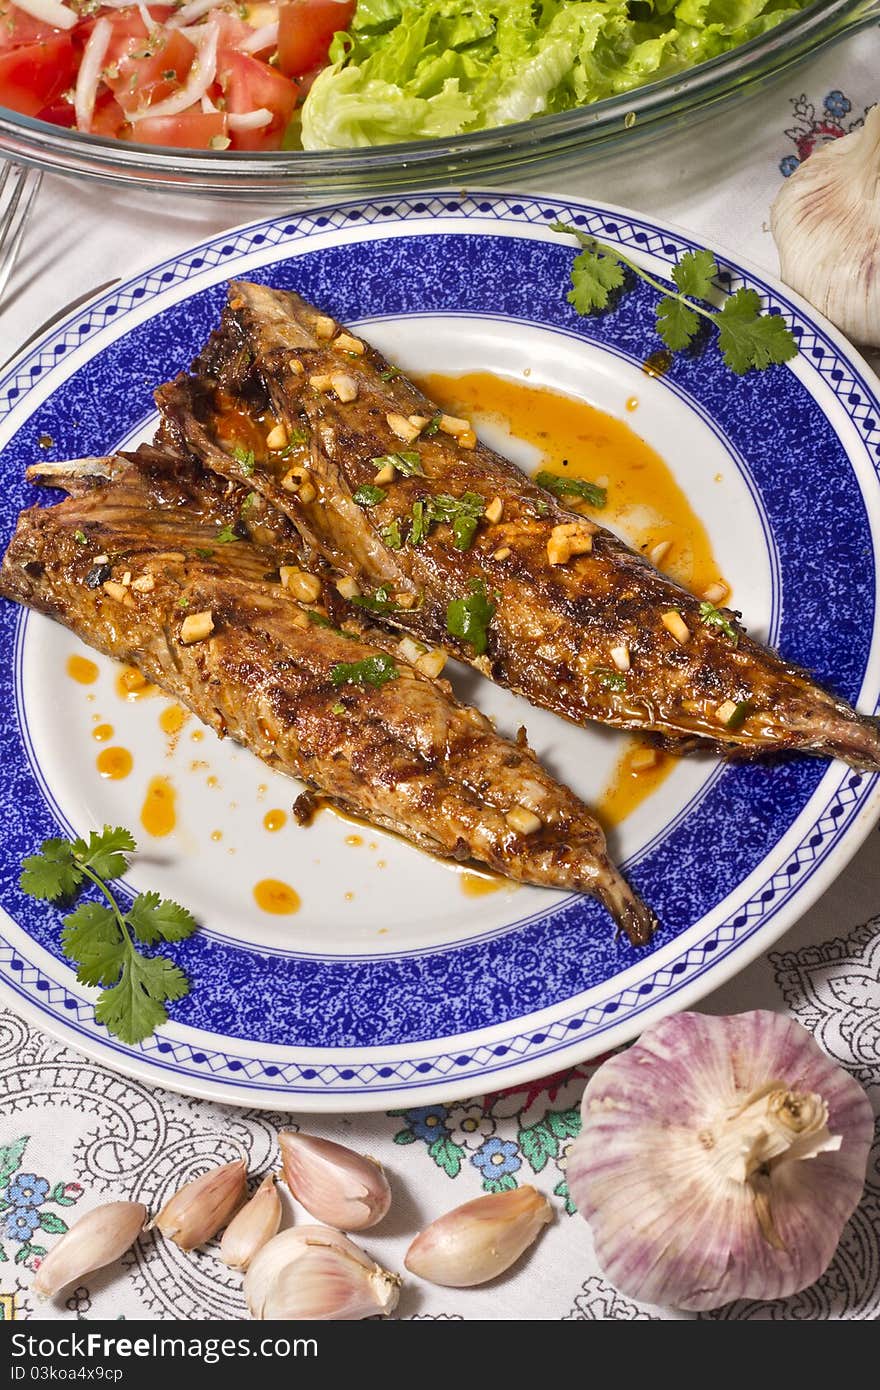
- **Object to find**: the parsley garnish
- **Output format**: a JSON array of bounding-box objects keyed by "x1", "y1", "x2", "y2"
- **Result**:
[
  {"x1": 216, "y1": 524, "x2": 238, "y2": 543},
  {"x1": 410, "y1": 492, "x2": 485, "y2": 550},
  {"x1": 353, "y1": 484, "x2": 386, "y2": 507},
  {"x1": 330, "y1": 654, "x2": 399, "y2": 689},
  {"x1": 280, "y1": 429, "x2": 309, "y2": 456},
  {"x1": 380, "y1": 366, "x2": 401, "y2": 381},
  {"x1": 177, "y1": 595, "x2": 189, "y2": 609},
  {"x1": 446, "y1": 580, "x2": 496, "y2": 656},
  {"x1": 699, "y1": 600, "x2": 739, "y2": 645},
  {"x1": 195, "y1": 547, "x2": 214, "y2": 559},
  {"x1": 552, "y1": 223, "x2": 798, "y2": 376},
  {"x1": 20, "y1": 827, "x2": 196, "y2": 1045},
  {"x1": 372, "y1": 451, "x2": 423, "y2": 477},
  {"x1": 381, "y1": 521, "x2": 403, "y2": 550},
  {"x1": 725, "y1": 700, "x2": 753, "y2": 730},
  {"x1": 241, "y1": 491, "x2": 259, "y2": 512},
  {"x1": 593, "y1": 666, "x2": 627, "y2": 692},
  {"x1": 534, "y1": 470, "x2": 606, "y2": 509},
  {"x1": 411, "y1": 499, "x2": 426, "y2": 545},
  {"x1": 307, "y1": 610, "x2": 333, "y2": 628},
  {"x1": 351, "y1": 585, "x2": 396, "y2": 614},
  {"x1": 232, "y1": 446, "x2": 255, "y2": 475},
  {"x1": 73, "y1": 529, "x2": 88, "y2": 545},
  {"x1": 423, "y1": 413, "x2": 442, "y2": 437}
]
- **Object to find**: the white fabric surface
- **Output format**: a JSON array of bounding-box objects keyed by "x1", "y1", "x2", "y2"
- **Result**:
[{"x1": 0, "y1": 25, "x2": 878, "y2": 1323}]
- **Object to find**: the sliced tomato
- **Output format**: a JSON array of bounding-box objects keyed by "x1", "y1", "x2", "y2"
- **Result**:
[
  {"x1": 123, "y1": 107, "x2": 226, "y2": 149},
  {"x1": 0, "y1": 34, "x2": 77, "y2": 117},
  {"x1": 217, "y1": 48, "x2": 296, "y2": 151},
  {"x1": 90, "y1": 88, "x2": 128, "y2": 138},
  {"x1": 277, "y1": 0, "x2": 354, "y2": 79},
  {"x1": 104, "y1": 27, "x2": 195, "y2": 115},
  {"x1": 76, "y1": 6, "x2": 175, "y2": 65},
  {"x1": 0, "y1": 1, "x2": 63, "y2": 50}
]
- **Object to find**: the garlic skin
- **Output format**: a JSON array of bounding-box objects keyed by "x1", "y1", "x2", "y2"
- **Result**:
[
  {"x1": 244, "y1": 1226, "x2": 400, "y2": 1320},
  {"x1": 34, "y1": 1201, "x2": 147, "y2": 1298},
  {"x1": 154, "y1": 1159, "x2": 247, "y2": 1252},
  {"x1": 567, "y1": 1011, "x2": 873, "y2": 1311},
  {"x1": 218, "y1": 1171, "x2": 282, "y2": 1271},
  {"x1": 279, "y1": 1131, "x2": 391, "y2": 1230},
  {"x1": 404, "y1": 1186, "x2": 552, "y2": 1287},
  {"x1": 771, "y1": 104, "x2": 880, "y2": 347}
]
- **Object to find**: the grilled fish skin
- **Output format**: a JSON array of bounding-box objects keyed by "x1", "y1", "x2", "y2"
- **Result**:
[
  {"x1": 167, "y1": 279, "x2": 880, "y2": 773},
  {"x1": 1, "y1": 448, "x2": 656, "y2": 944}
]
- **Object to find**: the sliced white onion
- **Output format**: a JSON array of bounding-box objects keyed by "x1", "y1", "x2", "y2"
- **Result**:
[
  {"x1": 167, "y1": 0, "x2": 220, "y2": 27},
  {"x1": 129, "y1": 19, "x2": 219, "y2": 122},
  {"x1": 241, "y1": 20, "x2": 277, "y2": 53},
  {"x1": 226, "y1": 107, "x2": 272, "y2": 130},
  {"x1": 137, "y1": 1, "x2": 155, "y2": 31},
  {"x1": 75, "y1": 16, "x2": 112, "y2": 134},
  {"x1": 201, "y1": 92, "x2": 218, "y2": 112},
  {"x1": 12, "y1": 0, "x2": 77, "y2": 30}
]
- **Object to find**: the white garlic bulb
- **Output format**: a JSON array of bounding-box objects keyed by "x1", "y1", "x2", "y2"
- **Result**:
[
  {"x1": 279, "y1": 1131, "x2": 391, "y2": 1230},
  {"x1": 771, "y1": 103, "x2": 880, "y2": 346},
  {"x1": 244, "y1": 1226, "x2": 400, "y2": 1320},
  {"x1": 567, "y1": 1010, "x2": 873, "y2": 1311}
]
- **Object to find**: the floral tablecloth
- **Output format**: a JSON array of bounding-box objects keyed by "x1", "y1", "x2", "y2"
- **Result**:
[{"x1": 1, "y1": 25, "x2": 878, "y2": 1323}]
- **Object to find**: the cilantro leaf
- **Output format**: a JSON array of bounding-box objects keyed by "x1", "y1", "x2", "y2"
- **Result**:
[
  {"x1": 534, "y1": 471, "x2": 606, "y2": 509},
  {"x1": 126, "y1": 891, "x2": 197, "y2": 945},
  {"x1": 330, "y1": 654, "x2": 399, "y2": 689},
  {"x1": 381, "y1": 521, "x2": 403, "y2": 550},
  {"x1": 372, "y1": 451, "x2": 423, "y2": 477},
  {"x1": 231, "y1": 446, "x2": 255, "y2": 475},
  {"x1": 20, "y1": 839, "x2": 82, "y2": 901},
  {"x1": 699, "y1": 600, "x2": 739, "y2": 645},
  {"x1": 656, "y1": 297, "x2": 700, "y2": 352},
  {"x1": 567, "y1": 245, "x2": 626, "y2": 315},
  {"x1": 61, "y1": 903, "x2": 125, "y2": 987},
  {"x1": 715, "y1": 291, "x2": 798, "y2": 375},
  {"x1": 351, "y1": 585, "x2": 397, "y2": 614},
  {"x1": 94, "y1": 952, "x2": 189, "y2": 1046},
  {"x1": 353, "y1": 484, "x2": 386, "y2": 507},
  {"x1": 446, "y1": 581, "x2": 496, "y2": 657},
  {"x1": 72, "y1": 825, "x2": 135, "y2": 882},
  {"x1": 671, "y1": 248, "x2": 718, "y2": 300},
  {"x1": 216, "y1": 524, "x2": 238, "y2": 544},
  {"x1": 593, "y1": 666, "x2": 627, "y2": 692},
  {"x1": 411, "y1": 500, "x2": 426, "y2": 545}
]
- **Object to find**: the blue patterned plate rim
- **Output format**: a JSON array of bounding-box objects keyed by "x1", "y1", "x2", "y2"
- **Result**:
[{"x1": 0, "y1": 190, "x2": 879, "y2": 1112}]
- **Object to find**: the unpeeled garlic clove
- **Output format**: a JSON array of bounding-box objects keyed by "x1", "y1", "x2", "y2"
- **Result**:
[
  {"x1": 219, "y1": 1171, "x2": 282, "y2": 1271},
  {"x1": 404, "y1": 1186, "x2": 553, "y2": 1287},
  {"x1": 244, "y1": 1226, "x2": 400, "y2": 1320},
  {"x1": 770, "y1": 104, "x2": 880, "y2": 347},
  {"x1": 34, "y1": 1201, "x2": 147, "y2": 1298},
  {"x1": 154, "y1": 1158, "x2": 247, "y2": 1251},
  {"x1": 278, "y1": 1131, "x2": 391, "y2": 1230}
]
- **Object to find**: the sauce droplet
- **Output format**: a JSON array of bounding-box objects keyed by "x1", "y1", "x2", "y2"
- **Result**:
[
  {"x1": 625, "y1": 395, "x2": 639, "y2": 412},
  {"x1": 159, "y1": 703, "x2": 189, "y2": 735},
  {"x1": 263, "y1": 809, "x2": 287, "y2": 833},
  {"x1": 140, "y1": 775, "x2": 177, "y2": 838},
  {"x1": 461, "y1": 871, "x2": 505, "y2": 897},
  {"x1": 67, "y1": 655, "x2": 98, "y2": 685},
  {"x1": 253, "y1": 879, "x2": 300, "y2": 915},
  {"x1": 642, "y1": 349, "x2": 673, "y2": 379},
  {"x1": 344, "y1": 891, "x2": 354, "y2": 902},
  {"x1": 96, "y1": 746, "x2": 133, "y2": 780},
  {"x1": 190, "y1": 729, "x2": 204, "y2": 743},
  {"x1": 92, "y1": 723, "x2": 114, "y2": 743},
  {"x1": 116, "y1": 665, "x2": 156, "y2": 701},
  {"x1": 345, "y1": 834, "x2": 363, "y2": 848},
  {"x1": 210, "y1": 829, "x2": 223, "y2": 842}
]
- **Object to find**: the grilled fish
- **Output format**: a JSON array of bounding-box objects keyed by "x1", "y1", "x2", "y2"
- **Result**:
[
  {"x1": 1, "y1": 446, "x2": 656, "y2": 944},
  {"x1": 162, "y1": 280, "x2": 880, "y2": 773}
]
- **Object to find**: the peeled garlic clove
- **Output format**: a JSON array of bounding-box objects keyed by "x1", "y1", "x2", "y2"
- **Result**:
[
  {"x1": 244, "y1": 1226, "x2": 400, "y2": 1320},
  {"x1": 405, "y1": 1186, "x2": 552, "y2": 1287},
  {"x1": 219, "y1": 1171, "x2": 282, "y2": 1271},
  {"x1": 34, "y1": 1201, "x2": 147, "y2": 1298},
  {"x1": 770, "y1": 105, "x2": 880, "y2": 346},
  {"x1": 279, "y1": 1131, "x2": 391, "y2": 1230},
  {"x1": 154, "y1": 1158, "x2": 247, "y2": 1252},
  {"x1": 568, "y1": 1010, "x2": 873, "y2": 1311}
]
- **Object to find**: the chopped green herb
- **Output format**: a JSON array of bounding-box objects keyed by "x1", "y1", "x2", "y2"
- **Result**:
[
  {"x1": 411, "y1": 499, "x2": 426, "y2": 546},
  {"x1": 330, "y1": 654, "x2": 399, "y2": 689},
  {"x1": 725, "y1": 700, "x2": 753, "y2": 730},
  {"x1": 216, "y1": 524, "x2": 238, "y2": 544},
  {"x1": 553, "y1": 222, "x2": 798, "y2": 376},
  {"x1": 423, "y1": 413, "x2": 442, "y2": 437},
  {"x1": 194, "y1": 548, "x2": 214, "y2": 560},
  {"x1": 380, "y1": 366, "x2": 402, "y2": 381},
  {"x1": 699, "y1": 600, "x2": 739, "y2": 645},
  {"x1": 593, "y1": 666, "x2": 627, "y2": 692},
  {"x1": 231, "y1": 446, "x2": 255, "y2": 475},
  {"x1": 381, "y1": 520, "x2": 403, "y2": 550},
  {"x1": 353, "y1": 484, "x2": 386, "y2": 507},
  {"x1": 20, "y1": 826, "x2": 197, "y2": 1045},
  {"x1": 280, "y1": 429, "x2": 309, "y2": 455},
  {"x1": 177, "y1": 595, "x2": 189, "y2": 610},
  {"x1": 331, "y1": 701, "x2": 347, "y2": 716},
  {"x1": 352, "y1": 584, "x2": 396, "y2": 614},
  {"x1": 241, "y1": 491, "x2": 260, "y2": 512},
  {"x1": 307, "y1": 609, "x2": 333, "y2": 628},
  {"x1": 453, "y1": 511, "x2": 481, "y2": 551},
  {"x1": 372, "y1": 451, "x2": 424, "y2": 478},
  {"x1": 73, "y1": 529, "x2": 88, "y2": 545},
  {"x1": 446, "y1": 580, "x2": 496, "y2": 656},
  {"x1": 535, "y1": 470, "x2": 607, "y2": 509}
]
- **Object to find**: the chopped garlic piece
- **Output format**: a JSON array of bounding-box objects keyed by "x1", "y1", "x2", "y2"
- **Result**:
[
  {"x1": 506, "y1": 805, "x2": 542, "y2": 835},
  {"x1": 439, "y1": 414, "x2": 470, "y2": 436},
  {"x1": 394, "y1": 592, "x2": 417, "y2": 610},
  {"x1": 314, "y1": 315, "x2": 335, "y2": 339},
  {"x1": 181, "y1": 610, "x2": 214, "y2": 644},
  {"x1": 703, "y1": 581, "x2": 730, "y2": 606},
  {"x1": 331, "y1": 373, "x2": 358, "y2": 403},
  {"x1": 493, "y1": 546, "x2": 512, "y2": 561},
  {"x1": 458, "y1": 429, "x2": 477, "y2": 450},
  {"x1": 416, "y1": 649, "x2": 447, "y2": 679},
  {"x1": 610, "y1": 644, "x2": 630, "y2": 672},
  {"x1": 649, "y1": 540, "x2": 672, "y2": 567},
  {"x1": 373, "y1": 463, "x2": 396, "y2": 485},
  {"x1": 397, "y1": 636, "x2": 426, "y2": 664},
  {"x1": 281, "y1": 568, "x2": 322, "y2": 603},
  {"x1": 101, "y1": 580, "x2": 130, "y2": 604},
  {"x1": 335, "y1": 333, "x2": 364, "y2": 356},
  {"x1": 485, "y1": 497, "x2": 503, "y2": 524},
  {"x1": 266, "y1": 423, "x2": 288, "y2": 451},
  {"x1": 131, "y1": 574, "x2": 155, "y2": 594},
  {"x1": 289, "y1": 358, "x2": 304, "y2": 376},
  {"x1": 335, "y1": 576, "x2": 361, "y2": 600},
  {"x1": 309, "y1": 374, "x2": 333, "y2": 393},
  {"x1": 716, "y1": 699, "x2": 740, "y2": 725},
  {"x1": 298, "y1": 482, "x2": 317, "y2": 505},
  {"x1": 386, "y1": 412, "x2": 421, "y2": 443},
  {"x1": 630, "y1": 747, "x2": 659, "y2": 773},
  {"x1": 662, "y1": 610, "x2": 690, "y2": 645}
]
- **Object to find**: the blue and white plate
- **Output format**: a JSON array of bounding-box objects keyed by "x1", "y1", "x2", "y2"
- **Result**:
[{"x1": 1, "y1": 192, "x2": 879, "y2": 1112}]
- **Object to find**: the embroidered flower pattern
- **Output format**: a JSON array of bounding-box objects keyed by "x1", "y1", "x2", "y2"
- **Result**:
[
  {"x1": 779, "y1": 90, "x2": 871, "y2": 176},
  {"x1": 0, "y1": 1138, "x2": 83, "y2": 1271}
]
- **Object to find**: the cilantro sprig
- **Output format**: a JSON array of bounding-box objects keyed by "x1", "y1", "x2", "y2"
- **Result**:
[
  {"x1": 20, "y1": 827, "x2": 197, "y2": 1045},
  {"x1": 534, "y1": 470, "x2": 606, "y2": 509},
  {"x1": 699, "y1": 600, "x2": 739, "y2": 645},
  {"x1": 552, "y1": 223, "x2": 798, "y2": 376},
  {"x1": 447, "y1": 580, "x2": 496, "y2": 656},
  {"x1": 330, "y1": 654, "x2": 399, "y2": 689}
]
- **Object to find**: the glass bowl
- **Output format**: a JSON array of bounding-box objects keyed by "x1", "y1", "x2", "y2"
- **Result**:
[{"x1": 0, "y1": 0, "x2": 876, "y2": 200}]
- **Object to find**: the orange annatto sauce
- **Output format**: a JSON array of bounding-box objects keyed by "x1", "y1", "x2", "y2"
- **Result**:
[
  {"x1": 116, "y1": 665, "x2": 157, "y2": 701},
  {"x1": 595, "y1": 741, "x2": 674, "y2": 829},
  {"x1": 159, "y1": 704, "x2": 189, "y2": 735},
  {"x1": 67, "y1": 655, "x2": 98, "y2": 685},
  {"x1": 253, "y1": 879, "x2": 301, "y2": 915},
  {"x1": 460, "y1": 871, "x2": 506, "y2": 897},
  {"x1": 263, "y1": 810, "x2": 287, "y2": 832},
  {"x1": 140, "y1": 776, "x2": 177, "y2": 838},
  {"x1": 96, "y1": 747, "x2": 133, "y2": 781},
  {"x1": 92, "y1": 724, "x2": 114, "y2": 743}
]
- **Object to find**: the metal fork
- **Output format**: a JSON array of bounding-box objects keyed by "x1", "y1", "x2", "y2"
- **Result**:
[{"x1": 0, "y1": 162, "x2": 42, "y2": 304}]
